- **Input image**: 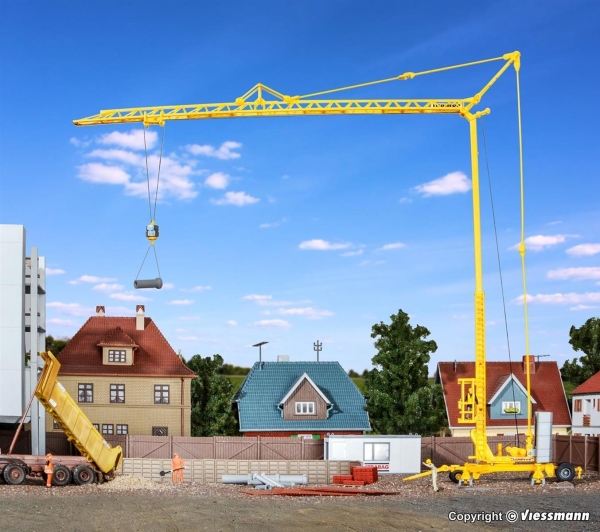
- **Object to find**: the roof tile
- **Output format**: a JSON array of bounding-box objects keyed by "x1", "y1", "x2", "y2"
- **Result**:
[
  {"x1": 57, "y1": 316, "x2": 195, "y2": 378},
  {"x1": 572, "y1": 371, "x2": 600, "y2": 395}
]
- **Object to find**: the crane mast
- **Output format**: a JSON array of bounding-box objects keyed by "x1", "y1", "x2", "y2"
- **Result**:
[{"x1": 75, "y1": 51, "x2": 560, "y2": 483}]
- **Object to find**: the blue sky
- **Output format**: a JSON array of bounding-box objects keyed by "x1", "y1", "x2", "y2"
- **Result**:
[{"x1": 1, "y1": 0, "x2": 599, "y2": 374}]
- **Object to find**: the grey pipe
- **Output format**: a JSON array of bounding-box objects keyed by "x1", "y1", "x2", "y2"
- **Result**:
[
  {"x1": 222, "y1": 473, "x2": 307, "y2": 485},
  {"x1": 134, "y1": 278, "x2": 163, "y2": 289},
  {"x1": 255, "y1": 474, "x2": 285, "y2": 488}
]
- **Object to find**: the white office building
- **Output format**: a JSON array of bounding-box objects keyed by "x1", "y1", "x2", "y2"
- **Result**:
[{"x1": 0, "y1": 224, "x2": 46, "y2": 453}]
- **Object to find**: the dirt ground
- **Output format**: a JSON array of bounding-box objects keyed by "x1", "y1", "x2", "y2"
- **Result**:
[{"x1": 1, "y1": 473, "x2": 599, "y2": 532}]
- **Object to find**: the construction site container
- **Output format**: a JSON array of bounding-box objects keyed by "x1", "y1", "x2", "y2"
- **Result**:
[{"x1": 324, "y1": 435, "x2": 421, "y2": 474}]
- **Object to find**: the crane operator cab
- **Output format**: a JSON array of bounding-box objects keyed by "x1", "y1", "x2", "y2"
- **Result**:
[{"x1": 146, "y1": 222, "x2": 159, "y2": 241}]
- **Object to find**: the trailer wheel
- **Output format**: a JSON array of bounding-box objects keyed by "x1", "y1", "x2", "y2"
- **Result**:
[
  {"x1": 52, "y1": 465, "x2": 72, "y2": 486},
  {"x1": 556, "y1": 462, "x2": 575, "y2": 482},
  {"x1": 72, "y1": 464, "x2": 95, "y2": 485},
  {"x1": 448, "y1": 470, "x2": 463, "y2": 484},
  {"x1": 3, "y1": 464, "x2": 26, "y2": 485}
]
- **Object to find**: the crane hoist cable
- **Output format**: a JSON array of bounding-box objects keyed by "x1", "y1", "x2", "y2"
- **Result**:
[
  {"x1": 481, "y1": 116, "x2": 521, "y2": 445},
  {"x1": 134, "y1": 125, "x2": 165, "y2": 290}
]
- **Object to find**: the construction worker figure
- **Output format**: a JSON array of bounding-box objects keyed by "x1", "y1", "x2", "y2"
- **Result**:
[
  {"x1": 171, "y1": 453, "x2": 185, "y2": 484},
  {"x1": 422, "y1": 459, "x2": 439, "y2": 492},
  {"x1": 44, "y1": 453, "x2": 53, "y2": 488}
]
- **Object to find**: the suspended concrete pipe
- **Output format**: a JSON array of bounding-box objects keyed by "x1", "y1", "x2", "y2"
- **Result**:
[{"x1": 134, "y1": 278, "x2": 163, "y2": 289}]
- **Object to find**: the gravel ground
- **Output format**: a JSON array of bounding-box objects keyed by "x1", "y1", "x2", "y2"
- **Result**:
[{"x1": 1, "y1": 472, "x2": 599, "y2": 531}]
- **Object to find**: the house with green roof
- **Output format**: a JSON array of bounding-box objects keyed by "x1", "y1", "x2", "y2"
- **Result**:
[{"x1": 232, "y1": 360, "x2": 371, "y2": 437}]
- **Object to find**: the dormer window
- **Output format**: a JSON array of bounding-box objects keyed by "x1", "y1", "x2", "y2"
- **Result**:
[
  {"x1": 108, "y1": 350, "x2": 126, "y2": 363},
  {"x1": 295, "y1": 402, "x2": 315, "y2": 415}
]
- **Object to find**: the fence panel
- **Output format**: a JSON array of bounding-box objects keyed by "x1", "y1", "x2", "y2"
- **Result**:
[
  {"x1": 0, "y1": 430, "x2": 30, "y2": 455},
  {"x1": 216, "y1": 437, "x2": 258, "y2": 459},
  {"x1": 553, "y1": 435, "x2": 599, "y2": 472},
  {"x1": 173, "y1": 436, "x2": 216, "y2": 459},
  {"x1": 128, "y1": 435, "x2": 172, "y2": 458}
]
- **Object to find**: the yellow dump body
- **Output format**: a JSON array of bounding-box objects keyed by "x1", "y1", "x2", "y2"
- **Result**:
[{"x1": 35, "y1": 351, "x2": 123, "y2": 474}]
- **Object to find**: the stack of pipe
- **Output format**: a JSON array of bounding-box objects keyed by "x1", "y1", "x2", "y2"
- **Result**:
[{"x1": 222, "y1": 473, "x2": 307, "y2": 489}]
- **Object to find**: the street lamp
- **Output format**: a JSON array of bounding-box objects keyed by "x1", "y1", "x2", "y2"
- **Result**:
[{"x1": 252, "y1": 341, "x2": 268, "y2": 363}]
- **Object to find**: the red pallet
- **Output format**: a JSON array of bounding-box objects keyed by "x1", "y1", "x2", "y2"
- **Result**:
[{"x1": 343, "y1": 480, "x2": 366, "y2": 486}]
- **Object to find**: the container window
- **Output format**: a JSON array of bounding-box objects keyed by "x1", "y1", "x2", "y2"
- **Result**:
[{"x1": 364, "y1": 442, "x2": 390, "y2": 462}]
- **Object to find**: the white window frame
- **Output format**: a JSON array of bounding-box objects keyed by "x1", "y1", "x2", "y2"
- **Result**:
[
  {"x1": 502, "y1": 401, "x2": 521, "y2": 414},
  {"x1": 295, "y1": 401, "x2": 315, "y2": 415},
  {"x1": 364, "y1": 442, "x2": 390, "y2": 462},
  {"x1": 102, "y1": 424, "x2": 114, "y2": 435},
  {"x1": 108, "y1": 349, "x2": 126, "y2": 363},
  {"x1": 116, "y1": 424, "x2": 128, "y2": 435}
]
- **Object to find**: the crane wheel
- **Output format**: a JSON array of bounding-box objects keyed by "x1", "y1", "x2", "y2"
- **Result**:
[
  {"x1": 448, "y1": 470, "x2": 463, "y2": 484},
  {"x1": 73, "y1": 464, "x2": 96, "y2": 485},
  {"x1": 3, "y1": 464, "x2": 26, "y2": 485},
  {"x1": 555, "y1": 462, "x2": 575, "y2": 482},
  {"x1": 52, "y1": 465, "x2": 72, "y2": 486}
]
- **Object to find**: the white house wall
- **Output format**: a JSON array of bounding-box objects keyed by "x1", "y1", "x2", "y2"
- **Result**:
[{"x1": 572, "y1": 394, "x2": 600, "y2": 437}]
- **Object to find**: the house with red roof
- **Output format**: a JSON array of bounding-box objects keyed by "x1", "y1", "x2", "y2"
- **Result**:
[
  {"x1": 435, "y1": 356, "x2": 571, "y2": 437},
  {"x1": 48, "y1": 305, "x2": 195, "y2": 437},
  {"x1": 571, "y1": 371, "x2": 600, "y2": 436}
]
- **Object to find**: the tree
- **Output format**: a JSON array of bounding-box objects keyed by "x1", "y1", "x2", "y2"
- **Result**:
[
  {"x1": 364, "y1": 309, "x2": 446, "y2": 436},
  {"x1": 347, "y1": 369, "x2": 360, "y2": 378},
  {"x1": 46, "y1": 336, "x2": 69, "y2": 357},
  {"x1": 561, "y1": 317, "x2": 600, "y2": 386},
  {"x1": 185, "y1": 354, "x2": 238, "y2": 436}
]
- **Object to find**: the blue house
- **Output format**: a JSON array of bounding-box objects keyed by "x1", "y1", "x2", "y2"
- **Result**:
[{"x1": 232, "y1": 360, "x2": 371, "y2": 437}]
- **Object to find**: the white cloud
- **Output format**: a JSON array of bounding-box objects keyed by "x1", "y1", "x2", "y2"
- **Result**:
[
  {"x1": 226, "y1": 320, "x2": 238, "y2": 327},
  {"x1": 204, "y1": 172, "x2": 230, "y2": 189},
  {"x1": 510, "y1": 234, "x2": 577, "y2": 252},
  {"x1": 178, "y1": 336, "x2": 199, "y2": 341},
  {"x1": 547, "y1": 267, "x2": 600, "y2": 281},
  {"x1": 299, "y1": 239, "x2": 352, "y2": 251},
  {"x1": 178, "y1": 315, "x2": 201, "y2": 321},
  {"x1": 186, "y1": 141, "x2": 242, "y2": 160},
  {"x1": 341, "y1": 249, "x2": 364, "y2": 257},
  {"x1": 175, "y1": 328, "x2": 187, "y2": 332},
  {"x1": 47, "y1": 318, "x2": 75, "y2": 325},
  {"x1": 69, "y1": 275, "x2": 117, "y2": 285},
  {"x1": 46, "y1": 268, "x2": 66, "y2": 276},
  {"x1": 566, "y1": 243, "x2": 600, "y2": 257},
  {"x1": 162, "y1": 282, "x2": 175, "y2": 289},
  {"x1": 378, "y1": 242, "x2": 406, "y2": 251},
  {"x1": 399, "y1": 197, "x2": 413, "y2": 204},
  {"x1": 514, "y1": 292, "x2": 600, "y2": 305},
  {"x1": 243, "y1": 294, "x2": 272, "y2": 302},
  {"x1": 253, "y1": 319, "x2": 291, "y2": 328},
  {"x1": 359, "y1": 260, "x2": 385, "y2": 266},
  {"x1": 77, "y1": 163, "x2": 130, "y2": 185},
  {"x1": 110, "y1": 292, "x2": 151, "y2": 302},
  {"x1": 275, "y1": 307, "x2": 334, "y2": 320},
  {"x1": 47, "y1": 302, "x2": 92, "y2": 316},
  {"x1": 168, "y1": 299, "x2": 194, "y2": 305},
  {"x1": 70, "y1": 137, "x2": 91, "y2": 148},
  {"x1": 211, "y1": 191, "x2": 259, "y2": 206},
  {"x1": 87, "y1": 148, "x2": 143, "y2": 166},
  {"x1": 93, "y1": 283, "x2": 124, "y2": 292},
  {"x1": 182, "y1": 285, "x2": 211, "y2": 293},
  {"x1": 98, "y1": 130, "x2": 157, "y2": 151},
  {"x1": 260, "y1": 218, "x2": 288, "y2": 229},
  {"x1": 570, "y1": 304, "x2": 599, "y2": 311},
  {"x1": 413, "y1": 171, "x2": 471, "y2": 197}
]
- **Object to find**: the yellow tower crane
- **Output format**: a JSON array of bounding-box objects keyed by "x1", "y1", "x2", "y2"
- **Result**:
[{"x1": 74, "y1": 51, "x2": 578, "y2": 485}]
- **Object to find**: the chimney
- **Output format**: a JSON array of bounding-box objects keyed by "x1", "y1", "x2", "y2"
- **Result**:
[
  {"x1": 277, "y1": 355, "x2": 290, "y2": 362},
  {"x1": 522, "y1": 355, "x2": 537, "y2": 374},
  {"x1": 136, "y1": 305, "x2": 145, "y2": 331},
  {"x1": 453, "y1": 360, "x2": 457, "y2": 372},
  {"x1": 96, "y1": 306, "x2": 105, "y2": 317}
]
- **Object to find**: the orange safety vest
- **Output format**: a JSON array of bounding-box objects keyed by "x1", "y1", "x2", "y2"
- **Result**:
[{"x1": 171, "y1": 457, "x2": 184, "y2": 470}]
